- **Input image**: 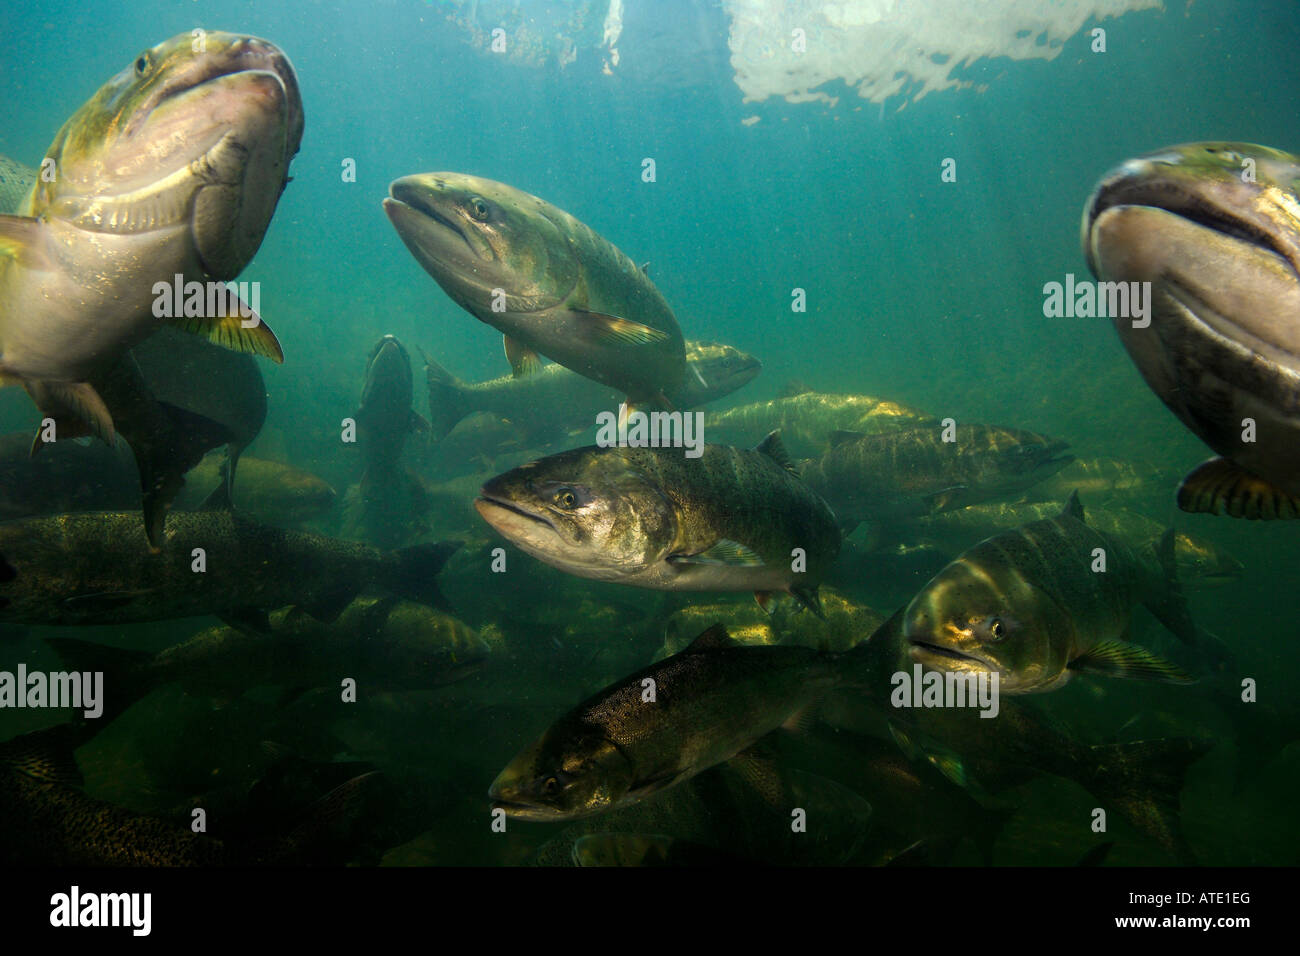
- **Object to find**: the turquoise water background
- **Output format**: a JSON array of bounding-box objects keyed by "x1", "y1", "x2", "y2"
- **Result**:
[{"x1": 2, "y1": 0, "x2": 1299, "y2": 865}]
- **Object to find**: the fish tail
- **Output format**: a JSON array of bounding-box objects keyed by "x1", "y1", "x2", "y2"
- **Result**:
[
  {"x1": 1083, "y1": 736, "x2": 1214, "y2": 865},
  {"x1": 420, "y1": 349, "x2": 470, "y2": 441},
  {"x1": 1143, "y1": 529, "x2": 1208, "y2": 648},
  {"x1": 135, "y1": 403, "x2": 237, "y2": 549},
  {"x1": 43, "y1": 636, "x2": 156, "y2": 723},
  {"x1": 389, "y1": 539, "x2": 462, "y2": 611}
]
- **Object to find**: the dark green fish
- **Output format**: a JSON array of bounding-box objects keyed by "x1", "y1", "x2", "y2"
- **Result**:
[
  {"x1": 475, "y1": 434, "x2": 840, "y2": 613},
  {"x1": 705, "y1": 390, "x2": 935, "y2": 458},
  {"x1": 424, "y1": 339, "x2": 762, "y2": 444},
  {"x1": 801, "y1": 424, "x2": 1072, "y2": 534},
  {"x1": 489, "y1": 624, "x2": 869, "y2": 821},
  {"x1": 385, "y1": 172, "x2": 686, "y2": 407},
  {"x1": 0, "y1": 725, "x2": 379, "y2": 866},
  {"x1": 847, "y1": 610, "x2": 1212, "y2": 863},
  {"x1": 174, "y1": 454, "x2": 337, "y2": 527},
  {"x1": 0, "y1": 493, "x2": 460, "y2": 628},
  {"x1": 912, "y1": 500, "x2": 1244, "y2": 590},
  {"x1": 46, "y1": 596, "x2": 489, "y2": 716},
  {"x1": 903, "y1": 493, "x2": 1197, "y2": 693},
  {"x1": 344, "y1": 334, "x2": 430, "y2": 549}
]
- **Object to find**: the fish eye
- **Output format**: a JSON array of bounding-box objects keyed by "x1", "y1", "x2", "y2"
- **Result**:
[
  {"x1": 468, "y1": 197, "x2": 491, "y2": 221},
  {"x1": 989, "y1": 618, "x2": 1006, "y2": 641},
  {"x1": 134, "y1": 53, "x2": 150, "y2": 76},
  {"x1": 553, "y1": 486, "x2": 579, "y2": 509},
  {"x1": 542, "y1": 776, "x2": 560, "y2": 795}
]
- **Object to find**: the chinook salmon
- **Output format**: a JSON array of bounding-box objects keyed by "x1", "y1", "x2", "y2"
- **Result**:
[
  {"x1": 705, "y1": 391, "x2": 935, "y2": 458},
  {"x1": 0, "y1": 487, "x2": 460, "y2": 629},
  {"x1": 47, "y1": 596, "x2": 489, "y2": 716},
  {"x1": 0, "y1": 32, "x2": 300, "y2": 441},
  {"x1": 843, "y1": 610, "x2": 1212, "y2": 863},
  {"x1": 0, "y1": 724, "x2": 381, "y2": 866},
  {"x1": 173, "y1": 453, "x2": 337, "y2": 525},
  {"x1": 385, "y1": 172, "x2": 686, "y2": 408},
  {"x1": 801, "y1": 424, "x2": 1072, "y2": 535},
  {"x1": 902, "y1": 493, "x2": 1198, "y2": 693},
  {"x1": 1084, "y1": 142, "x2": 1300, "y2": 518},
  {"x1": 489, "y1": 623, "x2": 869, "y2": 821},
  {"x1": 913, "y1": 500, "x2": 1244, "y2": 589},
  {"x1": 474, "y1": 433, "x2": 840, "y2": 614},
  {"x1": 345, "y1": 335, "x2": 430, "y2": 548},
  {"x1": 0, "y1": 154, "x2": 271, "y2": 548},
  {"x1": 423, "y1": 339, "x2": 762, "y2": 444},
  {"x1": 356, "y1": 335, "x2": 428, "y2": 479}
]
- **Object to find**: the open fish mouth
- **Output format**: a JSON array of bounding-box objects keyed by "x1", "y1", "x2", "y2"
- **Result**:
[
  {"x1": 128, "y1": 36, "x2": 302, "y2": 145},
  {"x1": 384, "y1": 180, "x2": 485, "y2": 264},
  {"x1": 1084, "y1": 160, "x2": 1300, "y2": 283},
  {"x1": 907, "y1": 639, "x2": 992, "y2": 668}
]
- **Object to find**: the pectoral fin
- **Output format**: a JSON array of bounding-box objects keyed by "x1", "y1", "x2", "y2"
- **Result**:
[
  {"x1": 669, "y1": 539, "x2": 765, "y2": 567},
  {"x1": 22, "y1": 380, "x2": 115, "y2": 445},
  {"x1": 1177, "y1": 457, "x2": 1300, "y2": 519},
  {"x1": 572, "y1": 309, "x2": 669, "y2": 347},
  {"x1": 1068, "y1": 640, "x2": 1195, "y2": 684},
  {"x1": 0, "y1": 214, "x2": 53, "y2": 269},
  {"x1": 28, "y1": 417, "x2": 93, "y2": 455},
  {"x1": 168, "y1": 305, "x2": 284, "y2": 364},
  {"x1": 503, "y1": 335, "x2": 541, "y2": 377}
]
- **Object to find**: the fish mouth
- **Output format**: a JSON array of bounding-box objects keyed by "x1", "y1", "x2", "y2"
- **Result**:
[
  {"x1": 1084, "y1": 153, "x2": 1300, "y2": 282},
  {"x1": 907, "y1": 640, "x2": 992, "y2": 669},
  {"x1": 474, "y1": 494, "x2": 557, "y2": 534},
  {"x1": 130, "y1": 36, "x2": 302, "y2": 149},
  {"x1": 488, "y1": 798, "x2": 564, "y2": 821},
  {"x1": 384, "y1": 179, "x2": 487, "y2": 266},
  {"x1": 1084, "y1": 149, "x2": 1300, "y2": 363},
  {"x1": 365, "y1": 336, "x2": 409, "y2": 377}
]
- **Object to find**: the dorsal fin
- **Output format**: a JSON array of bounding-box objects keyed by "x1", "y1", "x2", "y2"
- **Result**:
[
  {"x1": 1061, "y1": 489, "x2": 1084, "y2": 521},
  {"x1": 828, "y1": 429, "x2": 864, "y2": 449},
  {"x1": 755, "y1": 431, "x2": 797, "y2": 475},
  {"x1": 683, "y1": 623, "x2": 734, "y2": 653}
]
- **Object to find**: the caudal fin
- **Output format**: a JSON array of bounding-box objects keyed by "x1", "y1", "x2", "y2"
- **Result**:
[
  {"x1": 390, "y1": 540, "x2": 462, "y2": 611},
  {"x1": 421, "y1": 349, "x2": 470, "y2": 441},
  {"x1": 1143, "y1": 529, "x2": 1206, "y2": 649},
  {"x1": 135, "y1": 403, "x2": 237, "y2": 550},
  {"x1": 1083, "y1": 736, "x2": 1213, "y2": 865}
]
